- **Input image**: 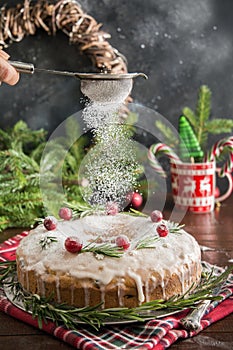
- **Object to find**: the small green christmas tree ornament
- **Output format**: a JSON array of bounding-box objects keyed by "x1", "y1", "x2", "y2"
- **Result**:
[{"x1": 178, "y1": 115, "x2": 204, "y2": 162}]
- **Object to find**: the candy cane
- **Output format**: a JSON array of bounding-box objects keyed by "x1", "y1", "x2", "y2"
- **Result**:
[
  {"x1": 148, "y1": 143, "x2": 182, "y2": 178},
  {"x1": 205, "y1": 136, "x2": 233, "y2": 176}
]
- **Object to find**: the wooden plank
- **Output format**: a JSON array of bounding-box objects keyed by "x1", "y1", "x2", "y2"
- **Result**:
[
  {"x1": 0, "y1": 313, "x2": 42, "y2": 335},
  {"x1": 172, "y1": 332, "x2": 233, "y2": 349},
  {"x1": 204, "y1": 314, "x2": 233, "y2": 332},
  {"x1": 0, "y1": 335, "x2": 73, "y2": 349}
]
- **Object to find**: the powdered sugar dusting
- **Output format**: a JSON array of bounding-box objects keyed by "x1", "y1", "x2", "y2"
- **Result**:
[
  {"x1": 79, "y1": 123, "x2": 138, "y2": 208},
  {"x1": 82, "y1": 102, "x2": 120, "y2": 129},
  {"x1": 80, "y1": 78, "x2": 138, "y2": 208}
]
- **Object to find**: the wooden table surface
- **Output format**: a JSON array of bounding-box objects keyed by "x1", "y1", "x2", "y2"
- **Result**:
[{"x1": 0, "y1": 196, "x2": 233, "y2": 350}]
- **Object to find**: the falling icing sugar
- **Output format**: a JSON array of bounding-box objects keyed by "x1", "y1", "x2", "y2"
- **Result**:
[
  {"x1": 81, "y1": 79, "x2": 133, "y2": 129},
  {"x1": 79, "y1": 124, "x2": 138, "y2": 207},
  {"x1": 82, "y1": 102, "x2": 120, "y2": 130},
  {"x1": 80, "y1": 78, "x2": 138, "y2": 208}
]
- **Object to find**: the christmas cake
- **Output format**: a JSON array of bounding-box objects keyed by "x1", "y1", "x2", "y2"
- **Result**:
[{"x1": 16, "y1": 209, "x2": 202, "y2": 308}]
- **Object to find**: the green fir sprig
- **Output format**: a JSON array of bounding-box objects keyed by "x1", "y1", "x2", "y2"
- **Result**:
[
  {"x1": 1, "y1": 260, "x2": 232, "y2": 330},
  {"x1": 155, "y1": 120, "x2": 178, "y2": 148},
  {"x1": 0, "y1": 120, "x2": 46, "y2": 230},
  {"x1": 155, "y1": 85, "x2": 233, "y2": 156},
  {"x1": 0, "y1": 117, "x2": 147, "y2": 232},
  {"x1": 183, "y1": 85, "x2": 233, "y2": 150},
  {"x1": 0, "y1": 119, "x2": 88, "y2": 232}
]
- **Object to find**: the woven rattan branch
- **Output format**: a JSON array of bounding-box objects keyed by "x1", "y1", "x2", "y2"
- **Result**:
[{"x1": 0, "y1": 0, "x2": 128, "y2": 74}]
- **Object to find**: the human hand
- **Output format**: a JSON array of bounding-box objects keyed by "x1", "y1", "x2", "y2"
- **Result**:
[{"x1": 0, "y1": 50, "x2": 19, "y2": 85}]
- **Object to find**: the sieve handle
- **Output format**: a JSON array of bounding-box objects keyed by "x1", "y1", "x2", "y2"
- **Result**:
[
  {"x1": 9, "y1": 60, "x2": 148, "y2": 80},
  {"x1": 9, "y1": 60, "x2": 35, "y2": 74}
]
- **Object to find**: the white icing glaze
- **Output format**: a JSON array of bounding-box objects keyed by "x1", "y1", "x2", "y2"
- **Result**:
[
  {"x1": 117, "y1": 278, "x2": 125, "y2": 306},
  {"x1": 55, "y1": 277, "x2": 61, "y2": 303},
  {"x1": 127, "y1": 270, "x2": 145, "y2": 303},
  {"x1": 16, "y1": 214, "x2": 201, "y2": 303}
]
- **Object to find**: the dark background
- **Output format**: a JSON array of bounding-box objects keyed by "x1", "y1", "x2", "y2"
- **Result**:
[{"x1": 1, "y1": 0, "x2": 233, "y2": 142}]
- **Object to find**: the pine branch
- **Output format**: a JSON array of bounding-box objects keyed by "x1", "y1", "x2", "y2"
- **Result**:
[
  {"x1": 0, "y1": 120, "x2": 46, "y2": 153},
  {"x1": 0, "y1": 120, "x2": 91, "y2": 232},
  {"x1": 181, "y1": 107, "x2": 197, "y2": 129},
  {"x1": 0, "y1": 216, "x2": 11, "y2": 231},
  {"x1": 182, "y1": 85, "x2": 233, "y2": 154},
  {"x1": 206, "y1": 119, "x2": 233, "y2": 134},
  {"x1": 63, "y1": 117, "x2": 89, "y2": 166},
  {"x1": 0, "y1": 129, "x2": 11, "y2": 150},
  {"x1": 195, "y1": 85, "x2": 211, "y2": 123},
  {"x1": 155, "y1": 120, "x2": 178, "y2": 147},
  {"x1": 195, "y1": 85, "x2": 211, "y2": 148},
  {"x1": 126, "y1": 111, "x2": 139, "y2": 126}
]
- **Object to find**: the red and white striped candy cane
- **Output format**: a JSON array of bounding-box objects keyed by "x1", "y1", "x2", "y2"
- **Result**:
[
  {"x1": 148, "y1": 143, "x2": 182, "y2": 178},
  {"x1": 205, "y1": 136, "x2": 233, "y2": 177}
]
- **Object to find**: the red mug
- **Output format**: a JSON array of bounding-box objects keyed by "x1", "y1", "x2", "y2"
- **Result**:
[{"x1": 170, "y1": 161, "x2": 233, "y2": 213}]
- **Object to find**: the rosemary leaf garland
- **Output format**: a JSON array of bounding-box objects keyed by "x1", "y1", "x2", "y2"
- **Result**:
[{"x1": 1, "y1": 261, "x2": 232, "y2": 330}]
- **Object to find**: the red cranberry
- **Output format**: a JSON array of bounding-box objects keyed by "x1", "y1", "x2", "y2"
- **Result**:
[
  {"x1": 157, "y1": 224, "x2": 169, "y2": 237},
  {"x1": 106, "y1": 202, "x2": 119, "y2": 216},
  {"x1": 44, "y1": 216, "x2": 57, "y2": 231},
  {"x1": 131, "y1": 192, "x2": 143, "y2": 208},
  {"x1": 150, "y1": 210, "x2": 163, "y2": 223},
  {"x1": 65, "y1": 237, "x2": 83, "y2": 253},
  {"x1": 115, "y1": 235, "x2": 130, "y2": 250},
  {"x1": 59, "y1": 207, "x2": 73, "y2": 220}
]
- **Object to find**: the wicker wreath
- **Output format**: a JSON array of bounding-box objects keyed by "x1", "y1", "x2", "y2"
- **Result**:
[{"x1": 0, "y1": 0, "x2": 128, "y2": 74}]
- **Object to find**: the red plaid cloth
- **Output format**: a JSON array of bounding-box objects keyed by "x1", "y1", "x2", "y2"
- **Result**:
[{"x1": 0, "y1": 233, "x2": 233, "y2": 350}]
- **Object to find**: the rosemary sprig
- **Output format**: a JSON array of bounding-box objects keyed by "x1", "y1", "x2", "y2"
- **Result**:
[
  {"x1": 0, "y1": 260, "x2": 17, "y2": 282},
  {"x1": 125, "y1": 208, "x2": 148, "y2": 217},
  {"x1": 38, "y1": 234, "x2": 124, "y2": 258},
  {"x1": 65, "y1": 202, "x2": 104, "y2": 218},
  {"x1": 81, "y1": 241, "x2": 124, "y2": 258},
  {"x1": 1, "y1": 260, "x2": 232, "y2": 330},
  {"x1": 196, "y1": 264, "x2": 232, "y2": 294},
  {"x1": 167, "y1": 221, "x2": 185, "y2": 234},
  {"x1": 124, "y1": 212, "x2": 184, "y2": 235},
  {"x1": 23, "y1": 294, "x2": 145, "y2": 331},
  {"x1": 39, "y1": 236, "x2": 58, "y2": 250},
  {"x1": 24, "y1": 294, "x2": 107, "y2": 330},
  {"x1": 136, "y1": 235, "x2": 160, "y2": 249}
]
